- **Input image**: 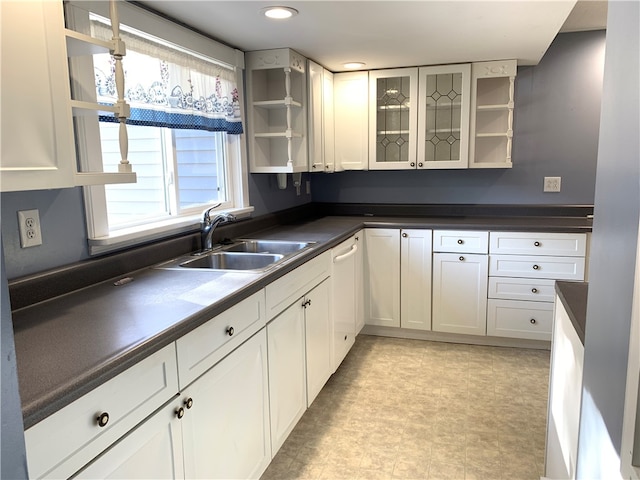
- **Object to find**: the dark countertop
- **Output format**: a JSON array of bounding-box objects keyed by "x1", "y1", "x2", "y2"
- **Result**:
[
  {"x1": 12, "y1": 214, "x2": 592, "y2": 428},
  {"x1": 555, "y1": 281, "x2": 589, "y2": 345}
]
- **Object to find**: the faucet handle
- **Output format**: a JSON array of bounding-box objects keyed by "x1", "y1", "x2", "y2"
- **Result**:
[{"x1": 202, "y1": 203, "x2": 222, "y2": 224}]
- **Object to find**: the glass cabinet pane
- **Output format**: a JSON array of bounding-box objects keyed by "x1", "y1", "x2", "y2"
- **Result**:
[
  {"x1": 375, "y1": 75, "x2": 412, "y2": 163},
  {"x1": 423, "y1": 72, "x2": 463, "y2": 162},
  {"x1": 369, "y1": 68, "x2": 417, "y2": 169}
]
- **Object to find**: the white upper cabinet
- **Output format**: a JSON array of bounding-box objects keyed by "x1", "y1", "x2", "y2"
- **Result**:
[
  {"x1": 469, "y1": 60, "x2": 517, "y2": 168},
  {"x1": 369, "y1": 68, "x2": 419, "y2": 170},
  {"x1": 417, "y1": 64, "x2": 471, "y2": 169},
  {"x1": 308, "y1": 60, "x2": 335, "y2": 173},
  {"x1": 334, "y1": 71, "x2": 369, "y2": 171},
  {"x1": 246, "y1": 48, "x2": 309, "y2": 173},
  {"x1": 1, "y1": 0, "x2": 136, "y2": 192},
  {"x1": 1, "y1": 1, "x2": 77, "y2": 191}
]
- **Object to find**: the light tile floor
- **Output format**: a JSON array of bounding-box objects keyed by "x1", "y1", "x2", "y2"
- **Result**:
[{"x1": 261, "y1": 334, "x2": 550, "y2": 480}]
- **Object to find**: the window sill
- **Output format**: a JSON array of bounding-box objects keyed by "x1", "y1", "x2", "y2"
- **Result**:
[{"x1": 88, "y1": 206, "x2": 254, "y2": 256}]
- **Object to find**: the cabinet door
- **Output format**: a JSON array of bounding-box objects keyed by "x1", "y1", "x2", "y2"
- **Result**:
[
  {"x1": 432, "y1": 252, "x2": 488, "y2": 335},
  {"x1": 305, "y1": 279, "x2": 333, "y2": 406},
  {"x1": 74, "y1": 401, "x2": 185, "y2": 480},
  {"x1": 182, "y1": 330, "x2": 271, "y2": 480},
  {"x1": 267, "y1": 303, "x2": 307, "y2": 456},
  {"x1": 364, "y1": 229, "x2": 400, "y2": 327},
  {"x1": 308, "y1": 61, "x2": 335, "y2": 173},
  {"x1": 332, "y1": 236, "x2": 358, "y2": 369},
  {"x1": 369, "y1": 68, "x2": 418, "y2": 170},
  {"x1": 0, "y1": 1, "x2": 76, "y2": 191},
  {"x1": 400, "y1": 229, "x2": 433, "y2": 330},
  {"x1": 469, "y1": 60, "x2": 517, "y2": 168},
  {"x1": 334, "y1": 71, "x2": 368, "y2": 171},
  {"x1": 417, "y1": 64, "x2": 471, "y2": 169}
]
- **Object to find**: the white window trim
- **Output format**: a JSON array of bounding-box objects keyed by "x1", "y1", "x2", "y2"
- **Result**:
[{"x1": 66, "y1": 1, "x2": 252, "y2": 256}]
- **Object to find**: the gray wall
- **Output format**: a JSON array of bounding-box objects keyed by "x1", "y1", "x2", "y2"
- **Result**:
[
  {"x1": 311, "y1": 31, "x2": 605, "y2": 205},
  {"x1": 1, "y1": 242, "x2": 28, "y2": 479},
  {"x1": 577, "y1": 2, "x2": 640, "y2": 478}
]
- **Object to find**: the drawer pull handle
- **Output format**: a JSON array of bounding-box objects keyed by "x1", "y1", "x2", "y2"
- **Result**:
[
  {"x1": 457, "y1": 239, "x2": 464, "y2": 245},
  {"x1": 532, "y1": 264, "x2": 540, "y2": 270},
  {"x1": 226, "y1": 326, "x2": 234, "y2": 336},
  {"x1": 530, "y1": 318, "x2": 537, "y2": 325},
  {"x1": 96, "y1": 412, "x2": 110, "y2": 428},
  {"x1": 184, "y1": 397, "x2": 194, "y2": 409},
  {"x1": 175, "y1": 407, "x2": 185, "y2": 419},
  {"x1": 531, "y1": 288, "x2": 538, "y2": 294},
  {"x1": 459, "y1": 256, "x2": 465, "y2": 261},
  {"x1": 534, "y1": 241, "x2": 541, "y2": 247},
  {"x1": 402, "y1": 232, "x2": 408, "y2": 238}
]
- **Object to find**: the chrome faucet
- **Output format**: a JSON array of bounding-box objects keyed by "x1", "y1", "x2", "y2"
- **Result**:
[{"x1": 200, "y1": 207, "x2": 236, "y2": 253}]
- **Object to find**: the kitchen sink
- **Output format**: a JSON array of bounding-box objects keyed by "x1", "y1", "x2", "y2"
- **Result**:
[
  {"x1": 180, "y1": 252, "x2": 284, "y2": 270},
  {"x1": 155, "y1": 239, "x2": 316, "y2": 272},
  {"x1": 223, "y1": 240, "x2": 314, "y2": 255}
]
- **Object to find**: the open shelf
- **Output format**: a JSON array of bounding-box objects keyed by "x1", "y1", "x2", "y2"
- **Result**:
[{"x1": 65, "y1": 29, "x2": 112, "y2": 56}]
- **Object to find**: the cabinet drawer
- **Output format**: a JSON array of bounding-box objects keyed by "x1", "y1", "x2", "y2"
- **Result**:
[
  {"x1": 266, "y1": 250, "x2": 331, "y2": 319},
  {"x1": 489, "y1": 232, "x2": 587, "y2": 256},
  {"x1": 176, "y1": 290, "x2": 266, "y2": 389},
  {"x1": 488, "y1": 277, "x2": 556, "y2": 302},
  {"x1": 490, "y1": 255, "x2": 585, "y2": 280},
  {"x1": 487, "y1": 299, "x2": 553, "y2": 341},
  {"x1": 433, "y1": 230, "x2": 488, "y2": 253},
  {"x1": 25, "y1": 343, "x2": 179, "y2": 480}
]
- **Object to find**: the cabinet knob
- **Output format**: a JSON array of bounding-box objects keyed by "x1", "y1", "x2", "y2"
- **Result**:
[
  {"x1": 457, "y1": 239, "x2": 464, "y2": 244},
  {"x1": 96, "y1": 412, "x2": 110, "y2": 428},
  {"x1": 184, "y1": 397, "x2": 194, "y2": 409},
  {"x1": 530, "y1": 318, "x2": 537, "y2": 325},
  {"x1": 226, "y1": 326, "x2": 234, "y2": 336},
  {"x1": 402, "y1": 232, "x2": 408, "y2": 238},
  {"x1": 418, "y1": 162, "x2": 423, "y2": 168},
  {"x1": 531, "y1": 288, "x2": 539, "y2": 294},
  {"x1": 534, "y1": 241, "x2": 541, "y2": 247},
  {"x1": 175, "y1": 407, "x2": 185, "y2": 419},
  {"x1": 410, "y1": 162, "x2": 415, "y2": 167},
  {"x1": 355, "y1": 236, "x2": 359, "y2": 241},
  {"x1": 459, "y1": 256, "x2": 465, "y2": 261},
  {"x1": 344, "y1": 335, "x2": 348, "y2": 341},
  {"x1": 532, "y1": 264, "x2": 540, "y2": 270},
  {"x1": 302, "y1": 299, "x2": 312, "y2": 308}
]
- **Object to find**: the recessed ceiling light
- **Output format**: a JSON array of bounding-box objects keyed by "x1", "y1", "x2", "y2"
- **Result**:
[
  {"x1": 262, "y1": 6, "x2": 298, "y2": 19},
  {"x1": 343, "y1": 62, "x2": 366, "y2": 69}
]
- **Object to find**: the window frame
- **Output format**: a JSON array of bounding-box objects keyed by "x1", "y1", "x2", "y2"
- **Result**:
[{"x1": 66, "y1": 1, "x2": 251, "y2": 255}]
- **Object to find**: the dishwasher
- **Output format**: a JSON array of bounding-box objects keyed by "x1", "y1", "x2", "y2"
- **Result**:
[{"x1": 331, "y1": 234, "x2": 359, "y2": 370}]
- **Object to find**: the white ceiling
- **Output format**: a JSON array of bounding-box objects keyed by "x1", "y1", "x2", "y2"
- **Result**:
[{"x1": 137, "y1": 0, "x2": 607, "y2": 72}]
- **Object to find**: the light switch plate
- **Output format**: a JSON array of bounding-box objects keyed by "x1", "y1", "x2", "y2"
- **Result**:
[
  {"x1": 18, "y1": 209, "x2": 43, "y2": 248},
  {"x1": 544, "y1": 176, "x2": 562, "y2": 192}
]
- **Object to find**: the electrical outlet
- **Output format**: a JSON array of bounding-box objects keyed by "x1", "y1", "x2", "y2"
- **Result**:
[
  {"x1": 18, "y1": 209, "x2": 43, "y2": 248},
  {"x1": 544, "y1": 176, "x2": 562, "y2": 193},
  {"x1": 306, "y1": 180, "x2": 311, "y2": 195}
]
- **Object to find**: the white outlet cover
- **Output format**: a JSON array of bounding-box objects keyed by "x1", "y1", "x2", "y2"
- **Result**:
[
  {"x1": 18, "y1": 209, "x2": 43, "y2": 248},
  {"x1": 544, "y1": 176, "x2": 562, "y2": 193}
]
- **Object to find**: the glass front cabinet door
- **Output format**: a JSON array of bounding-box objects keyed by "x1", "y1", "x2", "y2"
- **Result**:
[
  {"x1": 417, "y1": 64, "x2": 471, "y2": 169},
  {"x1": 369, "y1": 68, "x2": 418, "y2": 170}
]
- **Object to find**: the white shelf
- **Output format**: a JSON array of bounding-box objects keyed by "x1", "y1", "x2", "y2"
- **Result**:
[
  {"x1": 253, "y1": 99, "x2": 302, "y2": 109},
  {"x1": 377, "y1": 130, "x2": 410, "y2": 135},
  {"x1": 426, "y1": 128, "x2": 461, "y2": 134},
  {"x1": 75, "y1": 172, "x2": 137, "y2": 186},
  {"x1": 254, "y1": 132, "x2": 304, "y2": 138},
  {"x1": 249, "y1": 164, "x2": 308, "y2": 174},
  {"x1": 378, "y1": 104, "x2": 410, "y2": 111},
  {"x1": 70, "y1": 100, "x2": 119, "y2": 117},
  {"x1": 476, "y1": 104, "x2": 510, "y2": 111},
  {"x1": 65, "y1": 29, "x2": 113, "y2": 56},
  {"x1": 476, "y1": 132, "x2": 509, "y2": 138}
]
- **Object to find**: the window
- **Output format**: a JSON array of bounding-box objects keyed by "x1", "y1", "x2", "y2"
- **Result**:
[{"x1": 66, "y1": 1, "x2": 251, "y2": 254}]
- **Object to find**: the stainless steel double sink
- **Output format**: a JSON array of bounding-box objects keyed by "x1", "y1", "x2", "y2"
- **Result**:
[{"x1": 157, "y1": 239, "x2": 315, "y2": 272}]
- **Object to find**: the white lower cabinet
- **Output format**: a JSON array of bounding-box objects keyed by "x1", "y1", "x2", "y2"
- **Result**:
[
  {"x1": 74, "y1": 399, "x2": 185, "y2": 479},
  {"x1": 432, "y1": 252, "x2": 489, "y2": 336},
  {"x1": 304, "y1": 279, "x2": 333, "y2": 406},
  {"x1": 400, "y1": 229, "x2": 433, "y2": 330},
  {"x1": 487, "y1": 299, "x2": 554, "y2": 341},
  {"x1": 25, "y1": 344, "x2": 180, "y2": 480},
  {"x1": 364, "y1": 229, "x2": 400, "y2": 327},
  {"x1": 181, "y1": 329, "x2": 271, "y2": 480},
  {"x1": 267, "y1": 301, "x2": 307, "y2": 456}
]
